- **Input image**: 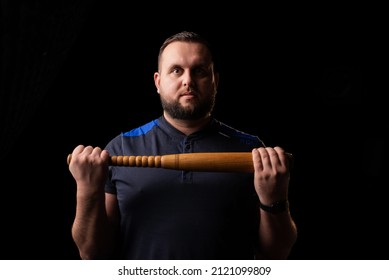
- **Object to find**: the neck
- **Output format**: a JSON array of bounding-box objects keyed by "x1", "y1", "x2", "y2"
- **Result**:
[{"x1": 163, "y1": 112, "x2": 211, "y2": 135}]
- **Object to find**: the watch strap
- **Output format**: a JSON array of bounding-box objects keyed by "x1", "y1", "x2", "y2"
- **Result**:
[{"x1": 259, "y1": 200, "x2": 289, "y2": 214}]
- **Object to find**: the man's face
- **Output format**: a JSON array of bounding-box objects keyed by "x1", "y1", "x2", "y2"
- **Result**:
[{"x1": 154, "y1": 41, "x2": 218, "y2": 120}]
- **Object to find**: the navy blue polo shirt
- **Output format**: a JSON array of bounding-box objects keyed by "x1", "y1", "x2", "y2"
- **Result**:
[{"x1": 105, "y1": 115, "x2": 265, "y2": 259}]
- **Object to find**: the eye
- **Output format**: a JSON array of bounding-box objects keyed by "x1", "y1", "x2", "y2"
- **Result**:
[
  {"x1": 193, "y1": 67, "x2": 209, "y2": 77},
  {"x1": 172, "y1": 67, "x2": 182, "y2": 75}
]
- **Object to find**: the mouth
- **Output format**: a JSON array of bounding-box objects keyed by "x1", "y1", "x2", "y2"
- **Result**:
[
  {"x1": 180, "y1": 94, "x2": 196, "y2": 101},
  {"x1": 180, "y1": 90, "x2": 197, "y2": 98}
]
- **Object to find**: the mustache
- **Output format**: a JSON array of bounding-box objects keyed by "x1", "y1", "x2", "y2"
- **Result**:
[
  {"x1": 159, "y1": 86, "x2": 197, "y2": 96},
  {"x1": 180, "y1": 87, "x2": 197, "y2": 95}
]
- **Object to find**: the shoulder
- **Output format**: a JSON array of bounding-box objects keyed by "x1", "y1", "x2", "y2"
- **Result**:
[
  {"x1": 122, "y1": 119, "x2": 160, "y2": 137},
  {"x1": 104, "y1": 118, "x2": 161, "y2": 154},
  {"x1": 213, "y1": 119, "x2": 265, "y2": 147}
]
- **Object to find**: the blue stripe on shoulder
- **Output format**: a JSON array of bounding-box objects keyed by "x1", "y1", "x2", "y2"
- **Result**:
[{"x1": 122, "y1": 119, "x2": 159, "y2": 137}]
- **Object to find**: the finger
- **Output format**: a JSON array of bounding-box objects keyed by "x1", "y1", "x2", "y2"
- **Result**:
[
  {"x1": 90, "y1": 146, "x2": 103, "y2": 157},
  {"x1": 252, "y1": 148, "x2": 263, "y2": 171},
  {"x1": 258, "y1": 147, "x2": 272, "y2": 169},
  {"x1": 72, "y1": 144, "x2": 86, "y2": 155},
  {"x1": 88, "y1": 147, "x2": 111, "y2": 167},
  {"x1": 274, "y1": 146, "x2": 290, "y2": 169},
  {"x1": 100, "y1": 150, "x2": 110, "y2": 161},
  {"x1": 69, "y1": 145, "x2": 88, "y2": 166},
  {"x1": 266, "y1": 147, "x2": 282, "y2": 168},
  {"x1": 79, "y1": 145, "x2": 93, "y2": 157}
]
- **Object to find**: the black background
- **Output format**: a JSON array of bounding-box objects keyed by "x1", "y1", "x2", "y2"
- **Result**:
[{"x1": 1, "y1": 1, "x2": 387, "y2": 259}]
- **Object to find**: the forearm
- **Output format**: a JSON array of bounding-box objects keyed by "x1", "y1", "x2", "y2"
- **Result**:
[
  {"x1": 256, "y1": 208, "x2": 298, "y2": 259},
  {"x1": 72, "y1": 191, "x2": 116, "y2": 259}
]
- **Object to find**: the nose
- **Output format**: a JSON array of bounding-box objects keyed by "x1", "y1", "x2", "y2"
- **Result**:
[{"x1": 182, "y1": 70, "x2": 193, "y2": 87}]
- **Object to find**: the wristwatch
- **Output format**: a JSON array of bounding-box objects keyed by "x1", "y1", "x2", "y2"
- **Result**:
[{"x1": 259, "y1": 200, "x2": 289, "y2": 214}]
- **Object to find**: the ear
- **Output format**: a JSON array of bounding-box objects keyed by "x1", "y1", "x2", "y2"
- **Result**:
[
  {"x1": 154, "y1": 72, "x2": 160, "y2": 94},
  {"x1": 214, "y1": 72, "x2": 219, "y2": 87}
]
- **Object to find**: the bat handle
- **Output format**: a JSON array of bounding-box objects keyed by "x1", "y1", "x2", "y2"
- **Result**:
[
  {"x1": 111, "y1": 155, "x2": 163, "y2": 167},
  {"x1": 66, "y1": 154, "x2": 163, "y2": 167}
]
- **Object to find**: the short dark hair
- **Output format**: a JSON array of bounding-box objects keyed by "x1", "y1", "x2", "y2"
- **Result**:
[{"x1": 158, "y1": 31, "x2": 213, "y2": 68}]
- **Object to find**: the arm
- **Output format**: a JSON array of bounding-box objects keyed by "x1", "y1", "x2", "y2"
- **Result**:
[
  {"x1": 69, "y1": 145, "x2": 120, "y2": 259},
  {"x1": 252, "y1": 147, "x2": 298, "y2": 259}
]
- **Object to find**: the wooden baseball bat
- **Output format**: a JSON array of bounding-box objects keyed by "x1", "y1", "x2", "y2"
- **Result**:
[{"x1": 67, "y1": 152, "x2": 293, "y2": 173}]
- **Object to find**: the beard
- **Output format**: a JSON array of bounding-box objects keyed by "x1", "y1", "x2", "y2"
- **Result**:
[{"x1": 160, "y1": 93, "x2": 216, "y2": 120}]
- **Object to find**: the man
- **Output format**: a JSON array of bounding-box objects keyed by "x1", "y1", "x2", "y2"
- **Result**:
[{"x1": 68, "y1": 31, "x2": 297, "y2": 259}]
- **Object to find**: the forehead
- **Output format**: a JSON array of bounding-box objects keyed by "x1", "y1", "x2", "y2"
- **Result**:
[{"x1": 160, "y1": 41, "x2": 212, "y2": 67}]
